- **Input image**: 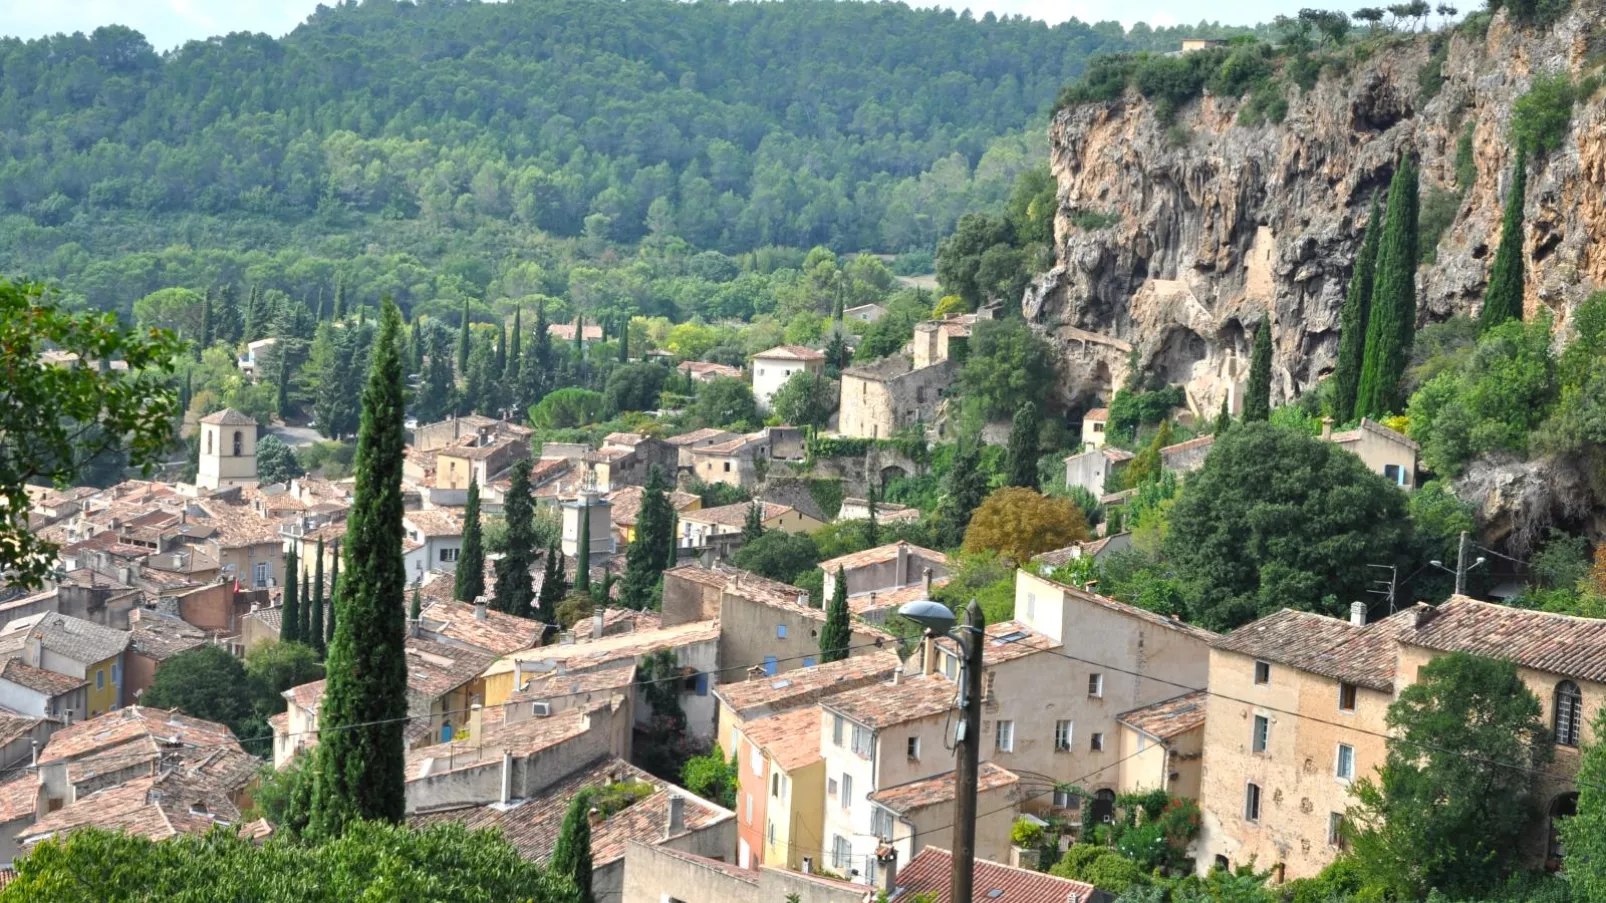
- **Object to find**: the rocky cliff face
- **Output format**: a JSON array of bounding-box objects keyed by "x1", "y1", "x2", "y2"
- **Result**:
[{"x1": 1025, "y1": 8, "x2": 1606, "y2": 415}]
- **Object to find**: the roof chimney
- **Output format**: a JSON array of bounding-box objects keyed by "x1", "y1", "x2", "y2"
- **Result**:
[
  {"x1": 922, "y1": 567, "x2": 933, "y2": 598},
  {"x1": 796, "y1": 591, "x2": 809, "y2": 608},
  {"x1": 922, "y1": 632, "x2": 939, "y2": 677},
  {"x1": 891, "y1": 666, "x2": 903, "y2": 686},
  {"x1": 475, "y1": 599, "x2": 488, "y2": 621},
  {"x1": 592, "y1": 607, "x2": 606, "y2": 640},
  {"x1": 875, "y1": 846, "x2": 899, "y2": 893},
  {"x1": 499, "y1": 750, "x2": 513, "y2": 805},
  {"x1": 666, "y1": 794, "x2": 686, "y2": 838},
  {"x1": 1350, "y1": 601, "x2": 1366, "y2": 627},
  {"x1": 1321, "y1": 416, "x2": 1335, "y2": 441},
  {"x1": 896, "y1": 541, "x2": 909, "y2": 585}
]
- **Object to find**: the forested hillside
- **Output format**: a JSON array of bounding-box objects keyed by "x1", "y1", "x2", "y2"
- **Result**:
[{"x1": 0, "y1": 0, "x2": 1251, "y2": 318}]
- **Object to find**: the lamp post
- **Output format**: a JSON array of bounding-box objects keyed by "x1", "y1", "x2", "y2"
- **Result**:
[{"x1": 899, "y1": 597, "x2": 984, "y2": 903}]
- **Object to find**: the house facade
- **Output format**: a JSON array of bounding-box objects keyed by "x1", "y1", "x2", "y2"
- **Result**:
[{"x1": 752, "y1": 346, "x2": 825, "y2": 412}]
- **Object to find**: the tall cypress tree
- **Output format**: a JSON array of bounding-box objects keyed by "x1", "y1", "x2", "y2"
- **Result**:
[
  {"x1": 537, "y1": 543, "x2": 568, "y2": 624},
  {"x1": 457, "y1": 300, "x2": 472, "y2": 377},
  {"x1": 1479, "y1": 150, "x2": 1528, "y2": 333},
  {"x1": 1244, "y1": 319, "x2": 1273, "y2": 422},
  {"x1": 327, "y1": 542, "x2": 339, "y2": 645},
  {"x1": 620, "y1": 467, "x2": 674, "y2": 610},
  {"x1": 741, "y1": 499, "x2": 766, "y2": 544},
  {"x1": 819, "y1": 567, "x2": 851, "y2": 663},
  {"x1": 331, "y1": 281, "x2": 345, "y2": 322},
  {"x1": 200, "y1": 288, "x2": 214, "y2": 348},
  {"x1": 410, "y1": 586, "x2": 422, "y2": 622},
  {"x1": 216, "y1": 283, "x2": 241, "y2": 343},
  {"x1": 298, "y1": 567, "x2": 311, "y2": 642},
  {"x1": 1214, "y1": 395, "x2": 1231, "y2": 435},
  {"x1": 276, "y1": 356, "x2": 292, "y2": 419},
  {"x1": 506, "y1": 306, "x2": 523, "y2": 381},
  {"x1": 456, "y1": 478, "x2": 486, "y2": 603},
  {"x1": 936, "y1": 436, "x2": 986, "y2": 548},
  {"x1": 494, "y1": 318, "x2": 508, "y2": 378},
  {"x1": 311, "y1": 300, "x2": 409, "y2": 836},
  {"x1": 551, "y1": 791, "x2": 595, "y2": 903},
  {"x1": 865, "y1": 480, "x2": 880, "y2": 547},
  {"x1": 1004, "y1": 400, "x2": 1041, "y2": 489},
  {"x1": 280, "y1": 546, "x2": 301, "y2": 644},
  {"x1": 311, "y1": 538, "x2": 327, "y2": 657},
  {"x1": 1333, "y1": 193, "x2": 1383, "y2": 424},
  {"x1": 575, "y1": 490, "x2": 592, "y2": 595},
  {"x1": 618, "y1": 319, "x2": 630, "y2": 362},
  {"x1": 492, "y1": 461, "x2": 536, "y2": 618},
  {"x1": 1356, "y1": 158, "x2": 1420, "y2": 420}
]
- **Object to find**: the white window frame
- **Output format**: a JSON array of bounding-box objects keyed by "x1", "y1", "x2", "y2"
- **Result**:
[
  {"x1": 1055, "y1": 720, "x2": 1072, "y2": 751},
  {"x1": 832, "y1": 714, "x2": 844, "y2": 746},
  {"x1": 841, "y1": 773, "x2": 853, "y2": 809},
  {"x1": 1088, "y1": 673, "x2": 1103, "y2": 698},
  {"x1": 851, "y1": 724, "x2": 874, "y2": 758},
  {"x1": 1252, "y1": 714, "x2": 1269, "y2": 754},
  {"x1": 907, "y1": 736, "x2": 920, "y2": 760},
  {"x1": 1335, "y1": 743, "x2": 1356, "y2": 782},
  {"x1": 1245, "y1": 782, "x2": 1262, "y2": 822},
  {"x1": 439, "y1": 547, "x2": 459, "y2": 563},
  {"x1": 995, "y1": 720, "x2": 1015, "y2": 752}
]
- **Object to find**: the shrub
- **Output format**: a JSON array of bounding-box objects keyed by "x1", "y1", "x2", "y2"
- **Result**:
[
  {"x1": 1049, "y1": 844, "x2": 1107, "y2": 880},
  {"x1": 1491, "y1": 0, "x2": 1573, "y2": 27},
  {"x1": 1510, "y1": 72, "x2": 1577, "y2": 155},
  {"x1": 1207, "y1": 42, "x2": 1275, "y2": 97},
  {"x1": 1417, "y1": 36, "x2": 1451, "y2": 105},
  {"x1": 1108, "y1": 385, "x2": 1185, "y2": 439},
  {"x1": 1011, "y1": 819, "x2": 1045, "y2": 847},
  {"x1": 1239, "y1": 78, "x2": 1289, "y2": 125},
  {"x1": 1454, "y1": 120, "x2": 1478, "y2": 190},
  {"x1": 1417, "y1": 184, "x2": 1462, "y2": 264},
  {"x1": 1068, "y1": 210, "x2": 1119, "y2": 231}
]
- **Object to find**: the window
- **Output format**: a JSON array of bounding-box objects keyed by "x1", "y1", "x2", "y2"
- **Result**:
[
  {"x1": 253, "y1": 562, "x2": 270, "y2": 588},
  {"x1": 1088, "y1": 673, "x2": 1103, "y2": 698},
  {"x1": 1252, "y1": 715, "x2": 1270, "y2": 753},
  {"x1": 828, "y1": 777, "x2": 838, "y2": 796},
  {"x1": 232, "y1": 431, "x2": 242, "y2": 456},
  {"x1": 206, "y1": 432, "x2": 213, "y2": 454},
  {"x1": 1254, "y1": 660, "x2": 1271, "y2": 685},
  {"x1": 1338, "y1": 682, "x2": 1358, "y2": 712},
  {"x1": 832, "y1": 714, "x2": 845, "y2": 746},
  {"x1": 763, "y1": 656, "x2": 778, "y2": 676},
  {"x1": 439, "y1": 547, "x2": 459, "y2": 562},
  {"x1": 96, "y1": 669, "x2": 105, "y2": 690},
  {"x1": 768, "y1": 820, "x2": 776, "y2": 845},
  {"x1": 111, "y1": 662, "x2": 120, "y2": 685},
  {"x1": 1090, "y1": 732, "x2": 1104, "y2": 752},
  {"x1": 872, "y1": 807, "x2": 894, "y2": 839},
  {"x1": 841, "y1": 773, "x2": 853, "y2": 808},
  {"x1": 1093, "y1": 422, "x2": 1104, "y2": 433},
  {"x1": 1329, "y1": 812, "x2": 1348, "y2": 849},
  {"x1": 723, "y1": 462, "x2": 731, "y2": 473},
  {"x1": 1055, "y1": 720, "x2": 1072, "y2": 751},
  {"x1": 943, "y1": 653, "x2": 958, "y2": 680},
  {"x1": 694, "y1": 673, "x2": 709, "y2": 696},
  {"x1": 745, "y1": 793, "x2": 752, "y2": 824},
  {"x1": 1336, "y1": 743, "x2": 1355, "y2": 781},
  {"x1": 803, "y1": 656, "x2": 816, "y2": 668},
  {"x1": 995, "y1": 720, "x2": 1015, "y2": 752},
  {"x1": 1384, "y1": 464, "x2": 1407, "y2": 486},
  {"x1": 1244, "y1": 783, "x2": 1262, "y2": 822},
  {"x1": 776, "y1": 624, "x2": 787, "y2": 638},
  {"x1": 907, "y1": 737, "x2": 920, "y2": 760},
  {"x1": 1026, "y1": 592, "x2": 1036, "y2": 619},
  {"x1": 1556, "y1": 681, "x2": 1584, "y2": 747},
  {"x1": 1053, "y1": 788, "x2": 1078, "y2": 809},
  {"x1": 832, "y1": 835, "x2": 850, "y2": 869},
  {"x1": 851, "y1": 724, "x2": 874, "y2": 758},
  {"x1": 751, "y1": 743, "x2": 764, "y2": 776}
]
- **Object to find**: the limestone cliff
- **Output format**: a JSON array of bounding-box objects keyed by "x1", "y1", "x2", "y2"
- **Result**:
[{"x1": 1025, "y1": 7, "x2": 1606, "y2": 414}]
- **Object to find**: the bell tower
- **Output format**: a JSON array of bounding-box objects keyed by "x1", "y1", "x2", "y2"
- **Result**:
[{"x1": 196, "y1": 408, "x2": 260, "y2": 490}]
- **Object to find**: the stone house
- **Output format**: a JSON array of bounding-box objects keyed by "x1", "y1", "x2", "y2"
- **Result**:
[
  {"x1": 0, "y1": 658, "x2": 87, "y2": 721},
  {"x1": 819, "y1": 541, "x2": 949, "y2": 603},
  {"x1": 548, "y1": 319, "x2": 604, "y2": 343},
  {"x1": 1064, "y1": 446, "x2": 1134, "y2": 497},
  {"x1": 890, "y1": 847, "x2": 1099, "y2": 902},
  {"x1": 711, "y1": 649, "x2": 904, "y2": 758},
  {"x1": 403, "y1": 509, "x2": 463, "y2": 584},
  {"x1": 124, "y1": 609, "x2": 210, "y2": 702},
  {"x1": 1029, "y1": 533, "x2": 1134, "y2": 575},
  {"x1": 688, "y1": 432, "x2": 770, "y2": 489},
  {"x1": 678, "y1": 500, "x2": 822, "y2": 552},
  {"x1": 677, "y1": 360, "x2": 743, "y2": 383},
  {"x1": 435, "y1": 436, "x2": 530, "y2": 491},
  {"x1": 837, "y1": 354, "x2": 956, "y2": 440},
  {"x1": 412, "y1": 414, "x2": 529, "y2": 453},
  {"x1": 752, "y1": 345, "x2": 825, "y2": 412},
  {"x1": 599, "y1": 432, "x2": 679, "y2": 482},
  {"x1": 911, "y1": 312, "x2": 983, "y2": 370},
  {"x1": 605, "y1": 485, "x2": 701, "y2": 546},
  {"x1": 1160, "y1": 435, "x2": 1215, "y2": 474},
  {"x1": 195, "y1": 408, "x2": 259, "y2": 491},
  {"x1": 1116, "y1": 690, "x2": 1207, "y2": 800},
  {"x1": 1322, "y1": 417, "x2": 1418, "y2": 488},
  {"x1": 0, "y1": 612, "x2": 130, "y2": 717},
  {"x1": 868, "y1": 762, "x2": 1021, "y2": 874},
  {"x1": 621, "y1": 840, "x2": 869, "y2": 903},
  {"x1": 1082, "y1": 407, "x2": 1110, "y2": 448},
  {"x1": 665, "y1": 428, "x2": 740, "y2": 470}
]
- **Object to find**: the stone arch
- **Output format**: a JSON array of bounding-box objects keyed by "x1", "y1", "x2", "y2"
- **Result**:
[
  {"x1": 879, "y1": 464, "x2": 907, "y2": 485},
  {"x1": 1548, "y1": 792, "x2": 1578, "y2": 867}
]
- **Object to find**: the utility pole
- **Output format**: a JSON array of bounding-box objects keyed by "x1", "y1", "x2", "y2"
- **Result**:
[
  {"x1": 1454, "y1": 530, "x2": 1469, "y2": 596},
  {"x1": 952, "y1": 600, "x2": 984, "y2": 903}
]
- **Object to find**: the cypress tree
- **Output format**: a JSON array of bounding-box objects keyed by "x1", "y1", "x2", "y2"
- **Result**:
[
  {"x1": 456, "y1": 478, "x2": 486, "y2": 603},
  {"x1": 819, "y1": 567, "x2": 851, "y2": 663},
  {"x1": 311, "y1": 538, "x2": 327, "y2": 657},
  {"x1": 575, "y1": 490, "x2": 592, "y2": 595},
  {"x1": 741, "y1": 499, "x2": 766, "y2": 544},
  {"x1": 1479, "y1": 150, "x2": 1528, "y2": 333},
  {"x1": 331, "y1": 281, "x2": 345, "y2": 322},
  {"x1": 492, "y1": 461, "x2": 535, "y2": 618},
  {"x1": 314, "y1": 286, "x2": 325, "y2": 322},
  {"x1": 1333, "y1": 193, "x2": 1383, "y2": 424},
  {"x1": 457, "y1": 299, "x2": 472, "y2": 377},
  {"x1": 1356, "y1": 158, "x2": 1421, "y2": 419},
  {"x1": 1244, "y1": 319, "x2": 1273, "y2": 422},
  {"x1": 217, "y1": 283, "x2": 240, "y2": 343},
  {"x1": 506, "y1": 306, "x2": 523, "y2": 382},
  {"x1": 311, "y1": 300, "x2": 410, "y2": 836},
  {"x1": 200, "y1": 288, "x2": 214, "y2": 347},
  {"x1": 300, "y1": 567, "x2": 312, "y2": 643},
  {"x1": 494, "y1": 318, "x2": 507, "y2": 378},
  {"x1": 276, "y1": 356, "x2": 292, "y2": 419},
  {"x1": 618, "y1": 319, "x2": 630, "y2": 362},
  {"x1": 551, "y1": 791, "x2": 595, "y2": 903},
  {"x1": 280, "y1": 546, "x2": 301, "y2": 644},
  {"x1": 243, "y1": 285, "x2": 262, "y2": 342},
  {"x1": 538, "y1": 543, "x2": 568, "y2": 624},
  {"x1": 1214, "y1": 395, "x2": 1231, "y2": 435},
  {"x1": 327, "y1": 543, "x2": 339, "y2": 645},
  {"x1": 620, "y1": 468, "x2": 674, "y2": 610},
  {"x1": 410, "y1": 586, "x2": 422, "y2": 623},
  {"x1": 1004, "y1": 400, "x2": 1041, "y2": 489},
  {"x1": 865, "y1": 480, "x2": 880, "y2": 547},
  {"x1": 936, "y1": 436, "x2": 986, "y2": 548}
]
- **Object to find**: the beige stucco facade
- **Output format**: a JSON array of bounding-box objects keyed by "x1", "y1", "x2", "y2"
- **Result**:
[
  {"x1": 1117, "y1": 718, "x2": 1203, "y2": 801},
  {"x1": 196, "y1": 413, "x2": 258, "y2": 490}
]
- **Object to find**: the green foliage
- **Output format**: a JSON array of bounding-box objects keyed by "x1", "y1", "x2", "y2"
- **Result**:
[
  {"x1": 255, "y1": 435, "x2": 305, "y2": 485},
  {"x1": 1244, "y1": 320, "x2": 1273, "y2": 422},
  {"x1": 493, "y1": 459, "x2": 537, "y2": 619},
  {"x1": 820, "y1": 567, "x2": 851, "y2": 662},
  {"x1": 1122, "y1": 420, "x2": 1172, "y2": 490},
  {"x1": 1479, "y1": 152, "x2": 1527, "y2": 332},
  {"x1": 1417, "y1": 183, "x2": 1462, "y2": 267},
  {"x1": 957, "y1": 319, "x2": 1055, "y2": 420},
  {"x1": 1108, "y1": 385, "x2": 1186, "y2": 441},
  {"x1": 531, "y1": 388, "x2": 608, "y2": 430},
  {"x1": 0, "y1": 280, "x2": 183, "y2": 587},
  {"x1": 1455, "y1": 121, "x2": 1479, "y2": 191},
  {"x1": 620, "y1": 467, "x2": 676, "y2": 611},
  {"x1": 771, "y1": 371, "x2": 837, "y2": 429},
  {"x1": 1407, "y1": 315, "x2": 1556, "y2": 476},
  {"x1": 691, "y1": 378, "x2": 759, "y2": 432},
  {"x1": 1005, "y1": 401, "x2": 1043, "y2": 490},
  {"x1": 1334, "y1": 195, "x2": 1383, "y2": 424},
  {"x1": 551, "y1": 793, "x2": 595, "y2": 903},
  {"x1": 1068, "y1": 210, "x2": 1120, "y2": 231},
  {"x1": 1163, "y1": 422, "x2": 1411, "y2": 630},
  {"x1": 1011, "y1": 819, "x2": 1045, "y2": 847},
  {"x1": 730, "y1": 531, "x2": 821, "y2": 587},
  {"x1": 602, "y1": 362, "x2": 669, "y2": 415},
  {"x1": 311, "y1": 301, "x2": 409, "y2": 837},
  {"x1": 140, "y1": 645, "x2": 254, "y2": 739},
  {"x1": 1489, "y1": 0, "x2": 1574, "y2": 27},
  {"x1": 1562, "y1": 707, "x2": 1606, "y2": 900},
  {"x1": 1418, "y1": 36, "x2": 1451, "y2": 104},
  {"x1": 804, "y1": 478, "x2": 847, "y2": 521},
  {"x1": 681, "y1": 752, "x2": 739, "y2": 809},
  {"x1": 1238, "y1": 78, "x2": 1290, "y2": 126},
  {"x1": 1510, "y1": 73, "x2": 1578, "y2": 155},
  {"x1": 0, "y1": 821, "x2": 581, "y2": 903},
  {"x1": 935, "y1": 213, "x2": 1029, "y2": 310},
  {"x1": 1348, "y1": 653, "x2": 1551, "y2": 899},
  {"x1": 455, "y1": 479, "x2": 486, "y2": 603},
  {"x1": 1051, "y1": 845, "x2": 1145, "y2": 894},
  {"x1": 1356, "y1": 158, "x2": 1420, "y2": 419}
]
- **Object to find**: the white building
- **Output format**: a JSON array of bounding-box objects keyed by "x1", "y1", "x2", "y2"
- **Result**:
[
  {"x1": 196, "y1": 408, "x2": 259, "y2": 490},
  {"x1": 751, "y1": 345, "x2": 825, "y2": 412}
]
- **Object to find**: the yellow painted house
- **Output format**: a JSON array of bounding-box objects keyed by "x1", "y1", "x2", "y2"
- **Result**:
[
  {"x1": 735, "y1": 705, "x2": 827, "y2": 871},
  {"x1": 0, "y1": 612, "x2": 131, "y2": 717}
]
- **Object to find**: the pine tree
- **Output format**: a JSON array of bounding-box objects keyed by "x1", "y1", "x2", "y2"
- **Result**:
[
  {"x1": 1356, "y1": 158, "x2": 1421, "y2": 420},
  {"x1": 457, "y1": 300, "x2": 472, "y2": 377},
  {"x1": 311, "y1": 538, "x2": 327, "y2": 657},
  {"x1": 492, "y1": 461, "x2": 535, "y2": 618},
  {"x1": 1479, "y1": 150, "x2": 1528, "y2": 333},
  {"x1": 314, "y1": 286, "x2": 326, "y2": 322},
  {"x1": 936, "y1": 436, "x2": 987, "y2": 548},
  {"x1": 1333, "y1": 193, "x2": 1383, "y2": 424},
  {"x1": 455, "y1": 478, "x2": 486, "y2": 603},
  {"x1": 551, "y1": 791, "x2": 595, "y2": 903},
  {"x1": 619, "y1": 467, "x2": 674, "y2": 611},
  {"x1": 281, "y1": 546, "x2": 301, "y2": 644},
  {"x1": 310, "y1": 300, "x2": 410, "y2": 836},
  {"x1": 1005, "y1": 400, "x2": 1041, "y2": 489},
  {"x1": 819, "y1": 567, "x2": 851, "y2": 663},
  {"x1": 1214, "y1": 395, "x2": 1231, "y2": 435},
  {"x1": 537, "y1": 543, "x2": 568, "y2": 624},
  {"x1": 1244, "y1": 319, "x2": 1273, "y2": 422},
  {"x1": 575, "y1": 490, "x2": 592, "y2": 595},
  {"x1": 741, "y1": 500, "x2": 766, "y2": 544}
]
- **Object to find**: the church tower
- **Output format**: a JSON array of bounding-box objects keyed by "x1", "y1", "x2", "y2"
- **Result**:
[{"x1": 196, "y1": 408, "x2": 260, "y2": 490}]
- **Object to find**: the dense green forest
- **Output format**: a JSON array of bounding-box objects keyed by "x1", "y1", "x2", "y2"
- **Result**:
[{"x1": 0, "y1": 0, "x2": 1255, "y2": 319}]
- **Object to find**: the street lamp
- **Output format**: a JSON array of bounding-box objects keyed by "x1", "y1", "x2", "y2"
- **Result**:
[{"x1": 900, "y1": 596, "x2": 983, "y2": 903}]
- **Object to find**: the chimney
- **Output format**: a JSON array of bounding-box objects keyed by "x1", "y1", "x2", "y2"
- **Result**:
[
  {"x1": 796, "y1": 591, "x2": 809, "y2": 608},
  {"x1": 475, "y1": 599, "x2": 488, "y2": 621},
  {"x1": 592, "y1": 607, "x2": 606, "y2": 640},
  {"x1": 922, "y1": 567, "x2": 933, "y2": 598},
  {"x1": 1412, "y1": 604, "x2": 1440, "y2": 629},
  {"x1": 30, "y1": 739, "x2": 38, "y2": 767},
  {"x1": 802, "y1": 856, "x2": 814, "y2": 874},
  {"x1": 921, "y1": 632, "x2": 938, "y2": 676},
  {"x1": 876, "y1": 848, "x2": 899, "y2": 893},
  {"x1": 891, "y1": 666, "x2": 903, "y2": 686},
  {"x1": 1321, "y1": 416, "x2": 1334, "y2": 441},
  {"x1": 499, "y1": 750, "x2": 513, "y2": 805},
  {"x1": 666, "y1": 795, "x2": 687, "y2": 838},
  {"x1": 468, "y1": 703, "x2": 484, "y2": 745},
  {"x1": 896, "y1": 541, "x2": 909, "y2": 585},
  {"x1": 1350, "y1": 601, "x2": 1366, "y2": 627}
]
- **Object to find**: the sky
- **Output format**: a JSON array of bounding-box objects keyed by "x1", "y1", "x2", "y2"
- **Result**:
[{"x1": 0, "y1": 0, "x2": 1299, "y2": 50}]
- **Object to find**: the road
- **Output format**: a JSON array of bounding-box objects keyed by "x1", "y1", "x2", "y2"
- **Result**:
[{"x1": 267, "y1": 423, "x2": 325, "y2": 448}]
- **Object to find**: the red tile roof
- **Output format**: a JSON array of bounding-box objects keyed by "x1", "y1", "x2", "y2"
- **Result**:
[
  {"x1": 713, "y1": 650, "x2": 903, "y2": 718},
  {"x1": 869, "y1": 762, "x2": 1018, "y2": 814},
  {"x1": 753, "y1": 345, "x2": 825, "y2": 362},
  {"x1": 821, "y1": 673, "x2": 954, "y2": 730},
  {"x1": 1119, "y1": 691, "x2": 1208, "y2": 740},
  {"x1": 740, "y1": 705, "x2": 823, "y2": 772},
  {"x1": 895, "y1": 847, "x2": 1097, "y2": 902},
  {"x1": 1401, "y1": 596, "x2": 1606, "y2": 682},
  {"x1": 818, "y1": 541, "x2": 949, "y2": 574},
  {"x1": 1214, "y1": 606, "x2": 1418, "y2": 692},
  {"x1": 17, "y1": 770, "x2": 240, "y2": 845}
]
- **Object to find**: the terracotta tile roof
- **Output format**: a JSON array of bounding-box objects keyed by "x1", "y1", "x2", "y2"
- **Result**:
[
  {"x1": 0, "y1": 773, "x2": 39, "y2": 822},
  {"x1": 694, "y1": 433, "x2": 766, "y2": 456},
  {"x1": 1031, "y1": 535, "x2": 1126, "y2": 569},
  {"x1": 18, "y1": 770, "x2": 239, "y2": 845},
  {"x1": 585, "y1": 445, "x2": 635, "y2": 464},
  {"x1": 870, "y1": 762, "x2": 1018, "y2": 814},
  {"x1": 849, "y1": 578, "x2": 950, "y2": 617},
  {"x1": 822, "y1": 673, "x2": 954, "y2": 730},
  {"x1": 0, "y1": 659, "x2": 87, "y2": 696},
  {"x1": 1160, "y1": 435, "x2": 1215, "y2": 456},
  {"x1": 1328, "y1": 417, "x2": 1420, "y2": 451},
  {"x1": 129, "y1": 610, "x2": 211, "y2": 661},
  {"x1": 665, "y1": 427, "x2": 739, "y2": 447},
  {"x1": 283, "y1": 679, "x2": 326, "y2": 715},
  {"x1": 192, "y1": 500, "x2": 282, "y2": 548},
  {"x1": 404, "y1": 637, "x2": 498, "y2": 701},
  {"x1": 529, "y1": 457, "x2": 572, "y2": 486},
  {"x1": 681, "y1": 500, "x2": 793, "y2": 529},
  {"x1": 0, "y1": 713, "x2": 41, "y2": 747},
  {"x1": 1119, "y1": 691, "x2": 1208, "y2": 740},
  {"x1": 39, "y1": 707, "x2": 245, "y2": 771},
  {"x1": 199, "y1": 408, "x2": 257, "y2": 426},
  {"x1": 405, "y1": 509, "x2": 463, "y2": 538},
  {"x1": 511, "y1": 662, "x2": 637, "y2": 704},
  {"x1": 571, "y1": 608, "x2": 660, "y2": 640},
  {"x1": 740, "y1": 705, "x2": 823, "y2": 772},
  {"x1": 631, "y1": 841, "x2": 758, "y2": 884},
  {"x1": 894, "y1": 846, "x2": 1097, "y2": 903},
  {"x1": 818, "y1": 541, "x2": 949, "y2": 575},
  {"x1": 1101, "y1": 447, "x2": 1135, "y2": 463},
  {"x1": 714, "y1": 650, "x2": 903, "y2": 718},
  {"x1": 1213, "y1": 606, "x2": 1418, "y2": 692},
  {"x1": 407, "y1": 704, "x2": 599, "y2": 780},
  {"x1": 1083, "y1": 408, "x2": 1109, "y2": 422},
  {"x1": 935, "y1": 620, "x2": 1059, "y2": 666},
  {"x1": 676, "y1": 361, "x2": 743, "y2": 380},
  {"x1": 0, "y1": 611, "x2": 130, "y2": 665},
  {"x1": 606, "y1": 487, "x2": 701, "y2": 527},
  {"x1": 753, "y1": 345, "x2": 824, "y2": 362},
  {"x1": 484, "y1": 620, "x2": 720, "y2": 681},
  {"x1": 1401, "y1": 596, "x2": 1606, "y2": 682},
  {"x1": 412, "y1": 756, "x2": 732, "y2": 867},
  {"x1": 842, "y1": 354, "x2": 915, "y2": 381},
  {"x1": 547, "y1": 322, "x2": 604, "y2": 342},
  {"x1": 420, "y1": 600, "x2": 544, "y2": 656},
  {"x1": 1033, "y1": 574, "x2": 1219, "y2": 642}
]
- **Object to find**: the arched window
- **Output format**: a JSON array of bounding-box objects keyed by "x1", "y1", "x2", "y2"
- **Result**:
[
  {"x1": 1556, "y1": 681, "x2": 1583, "y2": 747},
  {"x1": 232, "y1": 431, "x2": 243, "y2": 457}
]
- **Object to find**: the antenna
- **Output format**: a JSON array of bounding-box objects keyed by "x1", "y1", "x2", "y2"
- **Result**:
[{"x1": 1365, "y1": 563, "x2": 1397, "y2": 613}]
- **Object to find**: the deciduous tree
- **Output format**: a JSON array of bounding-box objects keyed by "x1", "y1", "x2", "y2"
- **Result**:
[{"x1": 963, "y1": 487, "x2": 1090, "y2": 566}]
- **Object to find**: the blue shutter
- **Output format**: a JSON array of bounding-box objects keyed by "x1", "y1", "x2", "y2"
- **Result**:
[{"x1": 763, "y1": 656, "x2": 778, "y2": 676}]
